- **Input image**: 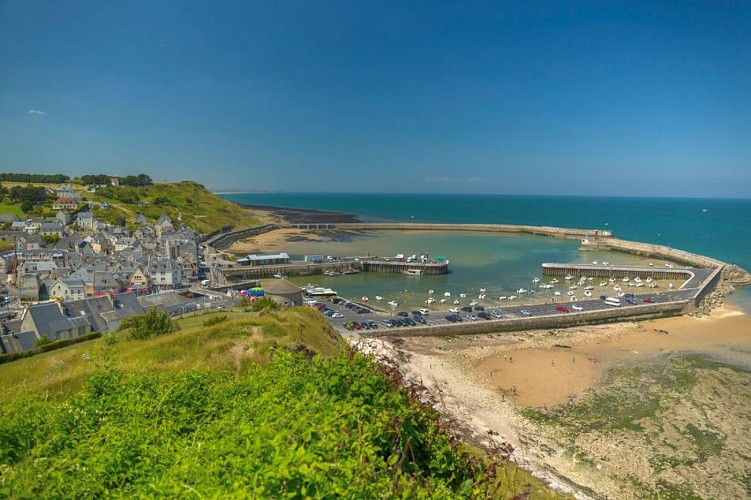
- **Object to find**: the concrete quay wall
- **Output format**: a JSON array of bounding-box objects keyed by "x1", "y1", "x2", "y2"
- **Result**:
[{"x1": 367, "y1": 301, "x2": 689, "y2": 338}]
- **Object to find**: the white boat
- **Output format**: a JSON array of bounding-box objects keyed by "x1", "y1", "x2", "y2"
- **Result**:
[
  {"x1": 550, "y1": 278, "x2": 559, "y2": 284},
  {"x1": 600, "y1": 281, "x2": 608, "y2": 287},
  {"x1": 633, "y1": 277, "x2": 642, "y2": 283},
  {"x1": 459, "y1": 293, "x2": 467, "y2": 298},
  {"x1": 362, "y1": 297, "x2": 369, "y2": 302},
  {"x1": 402, "y1": 269, "x2": 422, "y2": 276},
  {"x1": 428, "y1": 289, "x2": 434, "y2": 295},
  {"x1": 478, "y1": 294, "x2": 486, "y2": 300},
  {"x1": 498, "y1": 296, "x2": 507, "y2": 301},
  {"x1": 609, "y1": 277, "x2": 616, "y2": 283},
  {"x1": 622, "y1": 277, "x2": 630, "y2": 282},
  {"x1": 646, "y1": 277, "x2": 653, "y2": 283},
  {"x1": 554, "y1": 291, "x2": 561, "y2": 296},
  {"x1": 585, "y1": 285, "x2": 594, "y2": 290},
  {"x1": 567, "y1": 290, "x2": 574, "y2": 296},
  {"x1": 470, "y1": 300, "x2": 479, "y2": 306},
  {"x1": 375, "y1": 295, "x2": 383, "y2": 301},
  {"x1": 479, "y1": 287, "x2": 487, "y2": 293},
  {"x1": 565, "y1": 274, "x2": 574, "y2": 280},
  {"x1": 444, "y1": 292, "x2": 451, "y2": 297},
  {"x1": 636, "y1": 283, "x2": 644, "y2": 287},
  {"x1": 568, "y1": 285, "x2": 578, "y2": 290},
  {"x1": 440, "y1": 298, "x2": 447, "y2": 303},
  {"x1": 453, "y1": 299, "x2": 460, "y2": 305},
  {"x1": 388, "y1": 300, "x2": 398, "y2": 307},
  {"x1": 570, "y1": 296, "x2": 577, "y2": 302},
  {"x1": 592, "y1": 261, "x2": 598, "y2": 265},
  {"x1": 532, "y1": 277, "x2": 540, "y2": 283},
  {"x1": 613, "y1": 285, "x2": 622, "y2": 292},
  {"x1": 508, "y1": 295, "x2": 518, "y2": 300},
  {"x1": 665, "y1": 263, "x2": 674, "y2": 268},
  {"x1": 584, "y1": 290, "x2": 592, "y2": 297},
  {"x1": 425, "y1": 298, "x2": 435, "y2": 304}
]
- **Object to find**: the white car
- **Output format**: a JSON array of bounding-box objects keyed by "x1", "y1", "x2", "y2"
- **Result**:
[
  {"x1": 571, "y1": 304, "x2": 583, "y2": 311},
  {"x1": 331, "y1": 312, "x2": 344, "y2": 318},
  {"x1": 449, "y1": 307, "x2": 460, "y2": 313},
  {"x1": 418, "y1": 308, "x2": 430, "y2": 316}
]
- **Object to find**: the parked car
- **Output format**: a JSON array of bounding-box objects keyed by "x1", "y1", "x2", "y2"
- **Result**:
[
  {"x1": 556, "y1": 306, "x2": 570, "y2": 313},
  {"x1": 397, "y1": 311, "x2": 409, "y2": 317},
  {"x1": 571, "y1": 304, "x2": 583, "y2": 311},
  {"x1": 643, "y1": 297, "x2": 656, "y2": 303},
  {"x1": 520, "y1": 309, "x2": 531, "y2": 316},
  {"x1": 626, "y1": 298, "x2": 638, "y2": 305}
]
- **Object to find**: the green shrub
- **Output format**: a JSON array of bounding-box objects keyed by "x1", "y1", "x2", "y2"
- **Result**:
[
  {"x1": 120, "y1": 309, "x2": 179, "y2": 340},
  {"x1": 202, "y1": 314, "x2": 228, "y2": 327}
]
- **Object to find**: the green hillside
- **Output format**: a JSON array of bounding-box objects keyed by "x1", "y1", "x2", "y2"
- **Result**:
[
  {"x1": 0, "y1": 307, "x2": 563, "y2": 498},
  {"x1": 83, "y1": 181, "x2": 260, "y2": 234}
]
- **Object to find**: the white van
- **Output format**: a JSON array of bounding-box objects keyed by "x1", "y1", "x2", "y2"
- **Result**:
[
  {"x1": 604, "y1": 297, "x2": 622, "y2": 307},
  {"x1": 418, "y1": 308, "x2": 430, "y2": 316}
]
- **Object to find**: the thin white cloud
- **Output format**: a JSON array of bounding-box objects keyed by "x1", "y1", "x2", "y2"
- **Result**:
[
  {"x1": 424, "y1": 176, "x2": 453, "y2": 183},
  {"x1": 467, "y1": 176, "x2": 483, "y2": 182},
  {"x1": 28, "y1": 109, "x2": 46, "y2": 115}
]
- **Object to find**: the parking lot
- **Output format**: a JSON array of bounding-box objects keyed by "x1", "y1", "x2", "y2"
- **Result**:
[{"x1": 308, "y1": 290, "x2": 680, "y2": 335}]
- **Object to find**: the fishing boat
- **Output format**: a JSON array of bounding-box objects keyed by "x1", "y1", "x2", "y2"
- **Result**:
[
  {"x1": 402, "y1": 269, "x2": 422, "y2": 276},
  {"x1": 388, "y1": 300, "x2": 398, "y2": 307},
  {"x1": 344, "y1": 268, "x2": 360, "y2": 275},
  {"x1": 375, "y1": 296, "x2": 383, "y2": 301}
]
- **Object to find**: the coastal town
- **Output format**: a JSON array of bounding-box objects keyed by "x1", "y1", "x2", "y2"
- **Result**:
[{"x1": 0, "y1": 180, "x2": 238, "y2": 354}]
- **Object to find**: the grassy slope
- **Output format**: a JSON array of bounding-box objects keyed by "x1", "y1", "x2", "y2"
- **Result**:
[
  {"x1": 0, "y1": 180, "x2": 259, "y2": 234},
  {"x1": 83, "y1": 181, "x2": 260, "y2": 234},
  {"x1": 0, "y1": 307, "x2": 343, "y2": 402},
  {"x1": 0, "y1": 306, "x2": 564, "y2": 498}
]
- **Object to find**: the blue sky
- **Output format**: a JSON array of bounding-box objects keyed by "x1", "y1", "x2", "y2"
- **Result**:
[{"x1": 1, "y1": 1, "x2": 750, "y2": 197}]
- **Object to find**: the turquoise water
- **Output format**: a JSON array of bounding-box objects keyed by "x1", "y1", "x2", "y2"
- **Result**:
[{"x1": 220, "y1": 193, "x2": 751, "y2": 312}]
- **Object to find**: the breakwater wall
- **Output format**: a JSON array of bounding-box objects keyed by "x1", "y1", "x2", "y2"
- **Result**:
[
  {"x1": 206, "y1": 224, "x2": 279, "y2": 250},
  {"x1": 585, "y1": 238, "x2": 724, "y2": 268},
  {"x1": 366, "y1": 301, "x2": 689, "y2": 338},
  {"x1": 308, "y1": 223, "x2": 613, "y2": 240}
]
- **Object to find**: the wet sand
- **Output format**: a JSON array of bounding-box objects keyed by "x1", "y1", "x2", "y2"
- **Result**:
[{"x1": 398, "y1": 306, "x2": 751, "y2": 409}]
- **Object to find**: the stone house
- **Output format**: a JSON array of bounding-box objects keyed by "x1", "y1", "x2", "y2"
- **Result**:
[{"x1": 49, "y1": 277, "x2": 86, "y2": 302}]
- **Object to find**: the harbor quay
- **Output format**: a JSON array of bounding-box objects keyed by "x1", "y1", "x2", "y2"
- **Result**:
[{"x1": 208, "y1": 222, "x2": 746, "y2": 336}]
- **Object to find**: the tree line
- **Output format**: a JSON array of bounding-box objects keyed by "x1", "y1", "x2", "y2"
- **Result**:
[
  {"x1": 0, "y1": 173, "x2": 69, "y2": 183},
  {"x1": 0, "y1": 172, "x2": 153, "y2": 187},
  {"x1": 79, "y1": 173, "x2": 153, "y2": 186}
]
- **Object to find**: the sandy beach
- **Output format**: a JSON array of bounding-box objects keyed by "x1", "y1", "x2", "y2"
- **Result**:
[{"x1": 389, "y1": 306, "x2": 751, "y2": 498}]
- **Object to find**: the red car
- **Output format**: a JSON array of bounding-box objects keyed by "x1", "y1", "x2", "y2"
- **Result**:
[
  {"x1": 643, "y1": 297, "x2": 656, "y2": 303},
  {"x1": 556, "y1": 306, "x2": 570, "y2": 313}
]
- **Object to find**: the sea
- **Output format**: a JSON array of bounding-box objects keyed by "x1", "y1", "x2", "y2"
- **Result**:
[{"x1": 219, "y1": 193, "x2": 751, "y2": 313}]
